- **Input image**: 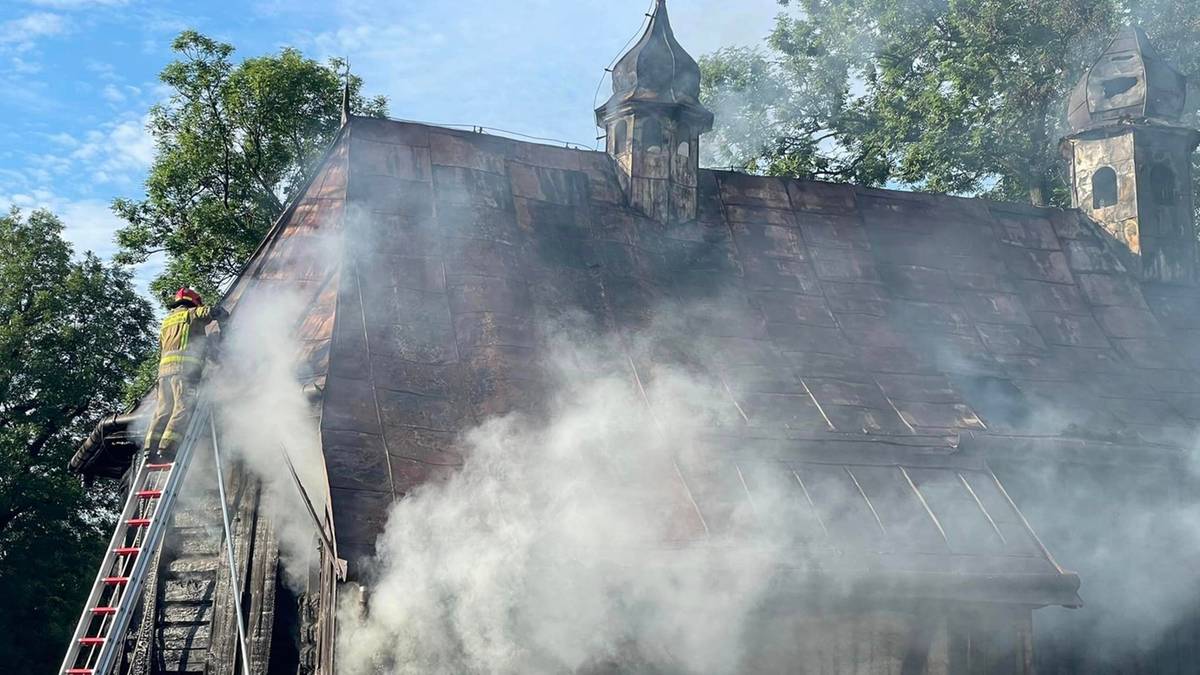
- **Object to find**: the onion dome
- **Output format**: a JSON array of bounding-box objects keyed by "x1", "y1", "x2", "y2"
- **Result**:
[
  {"x1": 595, "y1": 0, "x2": 713, "y2": 131},
  {"x1": 1067, "y1": 25, "x2": 1188, "y2": 133}
]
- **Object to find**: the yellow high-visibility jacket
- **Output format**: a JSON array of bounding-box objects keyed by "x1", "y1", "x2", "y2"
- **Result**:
[{"x1": 157, "y1": 306, "x2": 221, "y2": 378}]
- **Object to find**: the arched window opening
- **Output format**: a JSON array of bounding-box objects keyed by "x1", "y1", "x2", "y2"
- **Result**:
[
  {"x1": 1150, "y1": 163, "x2": 1177, "y2": 205},
  {"x1": 676, "y1": 141, "x2": 690, "y2": 157},
  {"x1": 612, "y1": 119, "x2": 628, "y2": 155},
  {"x1": 640, "y1": 118, "x2": 664, "y2": 152},
  {"x1": 1093, "y1": 167, "x2": 1119, "y2": 209}
]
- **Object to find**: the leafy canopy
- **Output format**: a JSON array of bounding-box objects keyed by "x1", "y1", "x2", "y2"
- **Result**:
[
  {"x1": 700, "y1": 0, "x2": 1200, "y2": 206},
  {"x1": 115, "y1": 31, "x2": 387, "y2": 302},
  {"x1": 0, "y1": 208, "x2": 155, "y2": 671}
]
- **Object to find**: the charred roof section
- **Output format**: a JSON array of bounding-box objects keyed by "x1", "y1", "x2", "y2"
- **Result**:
[
  {"x1": 233, "y1": 116, "x2": 1127, "y2": 609},
  {"x1": 1067, "y1": 25, "x2": 1188, "y2": 132}
]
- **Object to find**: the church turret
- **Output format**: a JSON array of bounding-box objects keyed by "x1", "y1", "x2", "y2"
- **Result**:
[
  {"x1": 596, "y1": 0, "x2": 714, "y2": 224},
  {"x1": 1062, "y1": 25, "x2": 1200, "y2": 284}
]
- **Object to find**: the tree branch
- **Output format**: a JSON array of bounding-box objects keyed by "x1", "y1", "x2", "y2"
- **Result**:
[{"x1": 26, "y1": 400, "x2": 89, "y2": 458}]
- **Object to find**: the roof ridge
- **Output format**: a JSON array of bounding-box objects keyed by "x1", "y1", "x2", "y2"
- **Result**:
[{"x1": 367, "y1": 115, "x2": 596, "y2": 152}]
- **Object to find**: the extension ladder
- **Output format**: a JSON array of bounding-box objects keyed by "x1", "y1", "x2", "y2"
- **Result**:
[{"x1": 59, "y1": 400, "x2": 211, "y2": 675}]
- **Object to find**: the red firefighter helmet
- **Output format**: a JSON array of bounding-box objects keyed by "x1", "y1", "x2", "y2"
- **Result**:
[{"x1": 171, "y1": 287, "x2": 204, "y2": 308}]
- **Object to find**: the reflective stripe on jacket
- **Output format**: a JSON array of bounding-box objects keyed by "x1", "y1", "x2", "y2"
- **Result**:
[{"x1": 157, "y1": 306, "x2": 218, "y2": 378}]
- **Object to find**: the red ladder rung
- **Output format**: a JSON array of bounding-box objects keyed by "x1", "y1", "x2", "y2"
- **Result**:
[
  {"x1": 113, "y1": 547, "x2": 140, "y2": 555},
  {"x1": 65, "y1": 669, "x2": 94, "y2": 674},
  {"x1": 91, "y1": 606, "x2": 117, "y2": 615},
  {"x1": 78, "y1": 637, "x2": 105, "y2": 646},
  {"x1": 145, "y1": 462, "x2": 173, "y2": 470},
  {"x1": 126, "y1": 518, "x2": 151, "y2": 527},
  {"x1": 102, "y1": 576, "x2": 129, "y2": 585},
  {"x1": 135, "y1": 490, "x2": 163, "y2": 499}
]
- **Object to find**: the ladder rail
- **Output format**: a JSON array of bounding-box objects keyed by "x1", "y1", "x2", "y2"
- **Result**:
[
  {"x1": 210, "y1": 416, "x2": 252, "y2": 675},
  {"x1": 59, "y1": 458, "x2": 158, "y2": 673},
  {"x1": 60, "y1": 398, "x2": 211, "y2": 675}
]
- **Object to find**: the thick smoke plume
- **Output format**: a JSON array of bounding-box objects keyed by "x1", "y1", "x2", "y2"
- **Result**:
[
  {"x1": 336, "y1": 324, "x2": 800, "y2": 675},
  {"x1": 207, "y1": 286, "x2": 331, "y2": 585},
  {"x1": 194, "y1": 211, "x2": 1200, "y2": 672},
  {"x1": 327, "y1": 287, "x2": 1200, "y2": 672},
  {"x1": 995, "y1": 446, "x2": 1200, "y2": 666}
]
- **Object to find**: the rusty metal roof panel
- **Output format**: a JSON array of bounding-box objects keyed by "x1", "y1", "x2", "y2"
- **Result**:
[{"x1": 220, "y1": 117, "x2": 1200, "y2": 606}]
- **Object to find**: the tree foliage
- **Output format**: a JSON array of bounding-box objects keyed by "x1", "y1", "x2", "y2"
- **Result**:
[
  {"x1": 700, "y1": 0, "x2": 1200, "y2": 206},
  {"x1": 115, "y1": 31, "x2": 387, "y2": 302},
  {"x1": 0, "y1": 208, "x2": 155, "y2": 670}
]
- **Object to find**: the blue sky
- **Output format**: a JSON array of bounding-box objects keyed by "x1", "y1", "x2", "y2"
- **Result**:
[{"x1": 0, "y1": 0, "x2": 780, "y2": 293}]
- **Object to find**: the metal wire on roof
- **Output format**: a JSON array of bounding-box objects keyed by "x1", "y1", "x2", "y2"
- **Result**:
[
  {"x1": 592, "y1": 0, "x2": 660, "y2": 150},
  {"x1": 381, "y1": 115, "x2": 594, "y2": 150}
]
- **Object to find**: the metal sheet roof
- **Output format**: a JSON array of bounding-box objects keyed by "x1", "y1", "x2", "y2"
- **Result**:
[{"x1": 211, "y1": 115, "x2": 1200, "y2": 606}]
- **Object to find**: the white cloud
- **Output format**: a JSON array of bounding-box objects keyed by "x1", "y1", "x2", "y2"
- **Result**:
[
  {"x1": 96, "y1": 80, "x2": 144, "y2": 106},
  {"x1": 0, "y1": 112, "x2": 153, "y2": 225},
  {"x1": 26, "y1": 0, "x2": 129, "y2": 8},
  {"x1": 3, "y1": 192, "x2": 37, "y2": 208},
  {"x1": 292, "y1": 0, "x2": 779, "y2": 145},
  {"x1": 669, "y1": 0, "x2": 779, "y2": 54},
  {"x1": 0, "y1": 192, "x2": 118, "y2": 256},
  {"x1": 44, "y1": 131, "x2": 78, "y2": 148},
  {"x1": 0, "y1": 12, "x2": 68, "y2": 51},
  {"x1": 9, "y1": 55, "x2": 42, "y2": 74},
  {"x1": 0, "y1": 190, "x2": 157, "y2": 297},
  {"x1": 57, "y1": 198, "x2": 124, "y2": 256},
  {"x1": 107, "y1": 116, "x2": 155, "y2": 167},
  {"x1": 0, "y1": 72, "x2": 53, "y2": 110},
  {"x1": 28, "y1": 152, "x2": 72, "y2": 176},
  {"x1": 71, "y1": 115, "x2": 155, "y2": 180},
  {"x1": 85, "y1": 59, "x2": 118, "y2": 80},
  {"x1": 102, "y1": 83, "x2": 126, "y2": 103}
]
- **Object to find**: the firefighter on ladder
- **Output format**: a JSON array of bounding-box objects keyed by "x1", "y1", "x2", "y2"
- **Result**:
[{"x1": 143, "y1": 288, "x2": 227, "y2": 460}]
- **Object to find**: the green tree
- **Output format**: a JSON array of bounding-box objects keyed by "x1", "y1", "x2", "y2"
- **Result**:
[
  {"x1": 115, "y1": 31, "x2": 387, "y2": 301},
  {"x1": 700, "y1": 0, "x2": 1200, "y2": 207},
  {"x1": 0, "y1": 208, "x2": 155, "y2": 671}
]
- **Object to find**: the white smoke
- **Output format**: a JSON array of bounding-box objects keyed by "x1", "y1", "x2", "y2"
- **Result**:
[
  {"x1": 335, "y1": 326, "x2": 799, "y2": 675},
  {"x1": 992, "y1": 446, "x2": 1200, "y2": 667},
  {"x1": 207, "y1": 285, "x2": 331, "y2": 586}
]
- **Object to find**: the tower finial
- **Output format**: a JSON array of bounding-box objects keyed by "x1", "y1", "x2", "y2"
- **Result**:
[
  {"x1": 595, "y1": 0, "x2": 712, "y2": 224},
  {"x1": 653, "y1": 0, "x2": 668, "y2": 25},
  {"x1": 340, "y1": 60, "x2": 352, "y2": 127}
]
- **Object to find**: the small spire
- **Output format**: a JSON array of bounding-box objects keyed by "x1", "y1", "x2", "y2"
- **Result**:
[
  {"x1": 598, "y1": 0, "x2": 710, "y2": 121},
  {"x1": 340, "y1": 61, "x2": 352, "y2": 127},
  {"x1": 652, "y1": 0, "x2": 669, "y2": 29}
]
